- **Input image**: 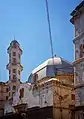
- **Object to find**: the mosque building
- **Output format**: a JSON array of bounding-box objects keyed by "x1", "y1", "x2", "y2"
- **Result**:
[
  {"x1": 12, "y1": 57, "x2": 74, "y2": 119},
  {"x1": 0, "y1": 40, "x2": 74, "y2": 119}
]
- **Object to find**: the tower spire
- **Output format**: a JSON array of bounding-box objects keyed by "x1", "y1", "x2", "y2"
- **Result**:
[
  {"x1": 14, "y1": 36, "x2": 15, "y2": 40},
  {"x1": 6, "y1": 40, "x2": 23, "y2": 98}
]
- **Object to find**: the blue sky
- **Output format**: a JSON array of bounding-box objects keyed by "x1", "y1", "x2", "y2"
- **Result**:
[{"x1": 0, "y1": 0, "x2": 81, "y2": 82}]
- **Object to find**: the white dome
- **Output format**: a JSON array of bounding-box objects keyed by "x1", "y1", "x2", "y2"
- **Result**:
[
  {"x1": 28, "y1": 57, "x2": 73, "y2": 82},
  {"x1": 32, "y1": 57, "x2": 72, "y2": 74}
]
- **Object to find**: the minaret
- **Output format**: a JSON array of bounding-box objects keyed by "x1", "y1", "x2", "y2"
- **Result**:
[
  {"x1": 6, "y1": 40, "x2": 23, "y2": 98},
  {"x1": 70, "y1": 1, "x2": 84, "y2": 118}
]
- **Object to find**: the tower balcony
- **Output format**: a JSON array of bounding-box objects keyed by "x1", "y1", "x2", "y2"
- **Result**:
[
  {"x1": 17, "y1": 63, "x2": 23, "y2": 71},
  {"x1": 12, "y1": 62, "x2": 17, "y2": 65},
  {"x1": 11, "y1": 78, "x2": 17, "y2": 82},
  {"x1": 6, "y1": 62, "x2": 23, "y2": 71},
  {"x1": 6, "y1": 63, "x2": 10, "y2": 70},
  {"x1": 6, "y1": 62, "x2": 17, "y2": 70}
]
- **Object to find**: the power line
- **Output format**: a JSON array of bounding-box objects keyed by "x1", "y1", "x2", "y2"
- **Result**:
[
  {"x1": 45, "y1": 0, "x2": 56, "y2": 77},
  {"x1": 45, "y1": 1, "x2": 74, "y2": 118},
  {"x1": 45, "y1": 1, "x2": 62, "y2": 118},
  {"x1": 45, "y1": 0, "x2": 54, "y2": 59}
]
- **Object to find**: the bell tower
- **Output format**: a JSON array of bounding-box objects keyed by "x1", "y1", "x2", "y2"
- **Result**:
[{"x1": 6, "y1": 40, "x2": 23, "y2": 98}]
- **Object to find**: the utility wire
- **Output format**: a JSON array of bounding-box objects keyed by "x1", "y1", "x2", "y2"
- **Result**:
[
  {"x1": 45, "y1": 1, "x2": 63, "y2": 119},
  {"x1": 45, "y1": 1, "x2": 74, "y2": 119},
  {"x1": 45, "y1": 0, "x2": 54, "y2": 59},
  {"x1": 45, "y1": 0, "x2": 56, "y2": 76}
]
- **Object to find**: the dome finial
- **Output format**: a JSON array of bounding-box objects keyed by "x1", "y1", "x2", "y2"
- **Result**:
[{"x1": 14, "y1": 36, "x2": 15, "y2": 40}]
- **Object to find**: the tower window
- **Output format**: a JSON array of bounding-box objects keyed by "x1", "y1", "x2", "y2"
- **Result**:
[
  {"x1": 18, "y1": 70, "x2": 20, "y2": 75},
  {"x1": 9, "y1": 75, "x2": 11, "y2": 80},
  {"x1": 6, "y1": 96, "x2": 8, "y2": 100},
  {"x1": 6, "y1": 88, "x2": 8, "y2": 92},
  {"x1": 13, "y1": 75, "x2": 16, "y2": 79},
  {"x1": 18, "y1": 54, "x2": 20, "y2": 59},
  {"x1": 13, "y1": 85, "x2": 16, "y2": 90},
  {"x1": 13, "y1": 69, "x2": 16, "y2": 73},
  {"x1": 13, "y1": 58, "x2": 16, "y2": 63},
  {"x1": 13, "y1": 52, "x2": 16, "y2": 56},
  {"x1": 20, "y1": 88, "x2": 24, "y2": 98},
  {"x1": 9, "y1": 53, "x2": 11, "y2": 58},
  {"x1": 9, "y1": 70, "x2": 11, "y2": 74},
  {"x1": 9, "y1": 87, "x2": 10, "y2": 91}
]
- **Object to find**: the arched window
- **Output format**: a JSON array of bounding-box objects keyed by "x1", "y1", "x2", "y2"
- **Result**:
[
  {"x1": 20, "y1": 88, "x2": 24, "y2": 99},
  {"x1": 13, "y1": 85, "x2": 16, "y2": 90}
]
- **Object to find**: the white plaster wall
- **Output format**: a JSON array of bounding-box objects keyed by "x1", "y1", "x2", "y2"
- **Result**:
[
  {"x1": 33, "y1": 86, "x2": 53, "y2": 108},
  {"x1": 4, "y1": 101, "x2": 15, "y2": 115},
  {"x1": 13, "y1": 83, "x2": 25, "y2": 105},
  {"x1": 13, "y1": 83, "x2": 39, "y2": 108},
  {"x1": 13, "y1": 91, "x2": 19, "y2": 105},
  {"x1": 23, "y1": 88, "x2": 39, "y2": 108},
  {"x1": 36, "y1": 67, "x2": 46, "y2": 81},
  {"x1": 13, "y1": 83, "x2": 53, "y2": 108},
  {"x1": 41, "y1": 87, "x2": 53, "y2": 107},
  {"x1": 75, "y1": 87, "x2": 84, "y2": 107}
]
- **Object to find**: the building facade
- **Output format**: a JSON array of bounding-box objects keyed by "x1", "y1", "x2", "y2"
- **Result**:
[
  {"x1": 12, "y1": 57, "x2": 74, "y2": 119},
  {"x1": 0, "y1": 82, "x2": 9, "y2": 116},
  {"x1": 70, "y1": 1, "x2": 84, "y2": 118}
]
